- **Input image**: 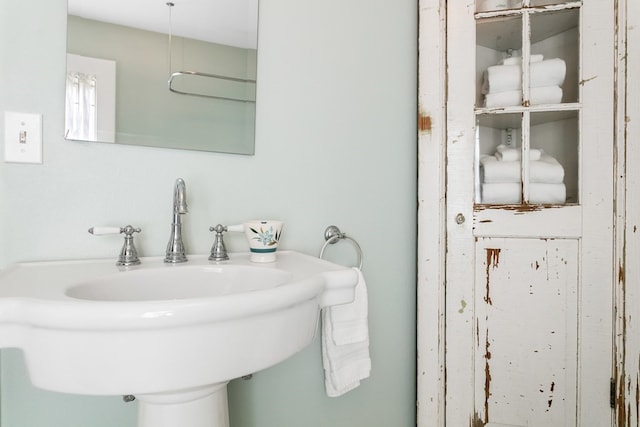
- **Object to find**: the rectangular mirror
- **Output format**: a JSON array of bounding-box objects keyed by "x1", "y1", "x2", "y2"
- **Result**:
[{"x1": 65, "y1": 0, "x2": 258, "y2": 154}]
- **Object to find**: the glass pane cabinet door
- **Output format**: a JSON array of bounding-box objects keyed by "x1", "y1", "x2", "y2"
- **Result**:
[
  {"x1": 443, "y1": 0, "x2": 615, "y2": 426},
  {"x1": 475, "y1": 2, "x2": 580, "y2": 206},
  {"x1": 476, "y1": 113, "x2": 524, "y2": 204}
]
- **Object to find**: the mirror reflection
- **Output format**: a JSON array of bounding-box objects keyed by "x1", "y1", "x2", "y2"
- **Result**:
[{"x1": 65, "y1": 0, "x2": 258, "y2": 154}]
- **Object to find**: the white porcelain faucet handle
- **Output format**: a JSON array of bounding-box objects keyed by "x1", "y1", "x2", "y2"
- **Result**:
[{"x1": 88, "y1": 226, "x2": 123, "y2": 235}]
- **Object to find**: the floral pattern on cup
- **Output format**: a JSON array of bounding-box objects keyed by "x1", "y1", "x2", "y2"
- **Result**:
[
  {"x1": 249, "y1": 224, "x2": 281, "y2": 249},
  {"x1": 244, "y1": 220, "x2": 284, "y2": 262}
]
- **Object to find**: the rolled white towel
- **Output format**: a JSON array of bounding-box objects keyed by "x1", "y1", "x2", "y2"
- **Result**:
[
  {"x1": 484, "y1": 86, "x2": 563, "y2": 107},
  {"x1": 482, "y1": 65, "x2": 520, "y2": 94},
  {"x1": 481, "y1": 182, "x2": 521, "y2": 204},
  {"x1": 481, "y1": 182, "x2": 566, "y2": 204},
  {"x1": 495, "y1": 144, "x2": 542, "y2": 162},
  {"x1": 483, "y1": 89, "x2": 521, "y2": 107},
  {"x1": 531, "y1": 58, "x2": 566, "y2": 88},
  {"x1": 531, "y1": 85, "x2": 563, "y2": 105},
  {"x1": 530, "y1": 183, "x2": 567, "y2": 204},
  {"x1": 480, "y1": 153, "x2": 565, "y2": 184},
  {"x1": 482, "y1": 58, "x2": 566, "y2": 95},
  {"x1": 501, "y1": 54, "x2": 544, "y2": 65}
]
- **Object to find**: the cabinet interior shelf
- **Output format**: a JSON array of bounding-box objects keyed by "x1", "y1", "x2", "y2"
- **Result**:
[
  {"x1": 476, "y1": 5, "x2": 579, "y2": 51},
  {"x1": 476, "y1": 107, "x2": 578, "y2": 129}
]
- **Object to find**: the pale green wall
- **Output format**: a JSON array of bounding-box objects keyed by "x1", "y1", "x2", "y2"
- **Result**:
[{"x1": 0, "y1": 0, "x2": 417, "y2": 426}]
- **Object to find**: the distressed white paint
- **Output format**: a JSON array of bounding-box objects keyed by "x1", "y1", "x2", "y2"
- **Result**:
[
  {"x1": 418, "y1": 1, "x2": 617, "y2": 426},
  {"x1": 576, "y1": 1, "x2": 616, "y2": 422},
  {"x1": 615, "y1": 0, "x2": 640, "y2": 425},
  {"x1": 442, "y1": 2, "x2": 478, "y2": 425},
  {"x1": 416, "y1": 0, "x2": 447, "y2": 425},
  {"x1": 474, "y1": 238, "x2": 578, "y2": 426},
  {"x1": 474, "y1": 205, "x2": 582, "y2": 238}
]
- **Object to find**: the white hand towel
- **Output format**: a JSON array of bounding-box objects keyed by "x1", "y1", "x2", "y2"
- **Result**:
[
  {"x1": 495, "y1": 144, "x2": 542, "y2": 162},
  {"x1": 481, "y1": 183, "x2": 566, "y2": 204},
  {"x1": 482, "y1": 58, "x2": 566, "y2": 94},
  {"x1": 327, "y1": 268, "x2": 369, "y2": 345},
  {"x1": 484, "y1": 86, "x2": 563, "y2": 107},
  {"x1": 480, "y1": 153, "x2": 565, "y2": 184},
  {"x1": 322, "y1": 268, "x2": 371, "y2": 397}
]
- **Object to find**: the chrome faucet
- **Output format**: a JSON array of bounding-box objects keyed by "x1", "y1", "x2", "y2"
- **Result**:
[{"x1": 164, "y1": 178, "x2": 188, "y2": 263}]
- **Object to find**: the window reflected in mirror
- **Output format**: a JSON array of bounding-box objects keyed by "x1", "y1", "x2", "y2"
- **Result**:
[{"x1": 65, "y1": 0, "x2": 258, "y2": 155}]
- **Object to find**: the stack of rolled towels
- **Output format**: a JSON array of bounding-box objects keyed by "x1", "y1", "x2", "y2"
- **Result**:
[
  {"x1": 480, "y1": 144, "x2": 566, "y2": 204},
  {"x1": 482, "y1": 55, "x2": 566, "y2": 107}
]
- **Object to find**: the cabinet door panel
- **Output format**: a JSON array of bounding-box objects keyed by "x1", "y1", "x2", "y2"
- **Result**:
[{"x1": 474, "y1": 238, "x2": 578, "y2": 426}]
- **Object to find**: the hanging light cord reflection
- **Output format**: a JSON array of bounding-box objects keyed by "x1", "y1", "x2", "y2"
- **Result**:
[
  {"x1": 165, "y1": 1, "x2": 256, "y2": 103},
  {"x1": 167, "y1": 2, "x2": 174, "y2": 77}
]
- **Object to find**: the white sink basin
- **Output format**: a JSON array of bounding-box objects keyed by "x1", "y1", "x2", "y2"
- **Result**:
[
  {"x1": 0, "y1": 251, "x2": 358, "y2": 427},
  {"x1": 66, "y1": 265, "x2": 292, "y2": 301}
]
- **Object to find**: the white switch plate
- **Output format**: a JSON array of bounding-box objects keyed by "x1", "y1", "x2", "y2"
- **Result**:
[{"x1": 4, "y1": 112, "x2": 43, "y2": 164}]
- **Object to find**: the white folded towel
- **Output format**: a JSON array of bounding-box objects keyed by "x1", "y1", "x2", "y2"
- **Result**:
[
  {"x1": 480, "y1": 153, "x2": 565, "y2": 184},
  {"x1": 482, "y1": 65, "x2": 520, "y2": 94},
  {"x1": 322, "y1": 268, "x2": 371, "y2": 397},
  {"x1": 482, "y1": 182, "x2": 522, "y2": 204},
  {"x1": 484, "y1": 86, "x2": 563, "y2": 107},
  {"x1": 529, "y1": 183, "x2": 567, "y2": 204},
  {"x1": 495, "y1": 144, "x2": 542, "y2": 162},
  {"x1": 482, "y1": 58, "x2": 567, "y2": 94},
  {"x1": 481, "y1": 182, "x2": 566, "y2": 204},
  {"x1": 501, "y1": 54, "x2": 544, "y2": 65},
  {"x1": 531, "y1": 58, "x2": 567, "y2": 88}
]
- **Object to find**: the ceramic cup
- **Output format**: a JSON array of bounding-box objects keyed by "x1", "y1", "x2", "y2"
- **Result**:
[{"x1": 244, "y1": 220, "x2": 284, "y2": 263}]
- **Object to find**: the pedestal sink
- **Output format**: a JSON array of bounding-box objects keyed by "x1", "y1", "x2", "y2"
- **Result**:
[{"x1": 0, "y1": 251, "x2": 358, "y2": 427}]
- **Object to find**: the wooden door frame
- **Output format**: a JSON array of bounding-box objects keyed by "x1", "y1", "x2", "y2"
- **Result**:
[
  {"x1": 613, "y1": 1, "x2": 640, "y2": 425},
  {"x1": 417, "y1": 0, "x2": 447, "y2": 425},
  {"x1": 416, "y1": 1, "x2": 630, "y2": 425}
]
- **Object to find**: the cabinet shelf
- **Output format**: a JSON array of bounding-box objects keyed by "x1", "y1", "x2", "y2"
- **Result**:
[
  {"x1": 475, "y1": 104, "x2": 579, "y2": 129},
  {"x1": 477, "y1": 8, "x2": 578, "y2": 51}
]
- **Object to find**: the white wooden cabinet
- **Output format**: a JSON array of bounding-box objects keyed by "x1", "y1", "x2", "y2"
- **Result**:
[{"x1": 418, "y1": 1, "x2": 620, "y2": 425}]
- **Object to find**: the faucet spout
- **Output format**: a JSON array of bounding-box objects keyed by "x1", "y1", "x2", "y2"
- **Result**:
[
  {"x1": 173, "y1": 178, "x2": 188, "y2": 214},
  {"x1": 165, "y1": 178, "x2": 188, "y2": 263}
]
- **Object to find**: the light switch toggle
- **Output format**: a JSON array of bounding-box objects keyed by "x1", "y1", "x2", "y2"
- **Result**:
[{"x1": 4, "y1": 111, "x2": 43, "y2": 164}]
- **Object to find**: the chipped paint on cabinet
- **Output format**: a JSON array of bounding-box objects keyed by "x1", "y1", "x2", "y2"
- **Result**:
[
  {"x1": 417, "y1": 1, "x2": 620, "y2": 426},
  {"x1": 416, "y1": 0, "x2": 447, "y2": 425},
  {"x1": 613, "y1": 0, "x2": 640, "y2": 425},
  {"x1": 474, "y1": 239, "x2": 578, "y2": 426}
]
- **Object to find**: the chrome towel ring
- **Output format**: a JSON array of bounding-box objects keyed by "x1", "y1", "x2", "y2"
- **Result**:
[{"x1": 319, "y1": 225, "x2": 363, "y2": 270}]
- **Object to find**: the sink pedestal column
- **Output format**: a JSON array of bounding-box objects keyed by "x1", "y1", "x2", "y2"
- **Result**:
[{"x1": 137, "y1": 383, "x2": 230, "y2": 427}]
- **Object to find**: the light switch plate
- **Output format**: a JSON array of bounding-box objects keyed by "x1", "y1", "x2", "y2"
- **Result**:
[{"x1": 4, "y1": 111, "x2": 43, "y2": 164}]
